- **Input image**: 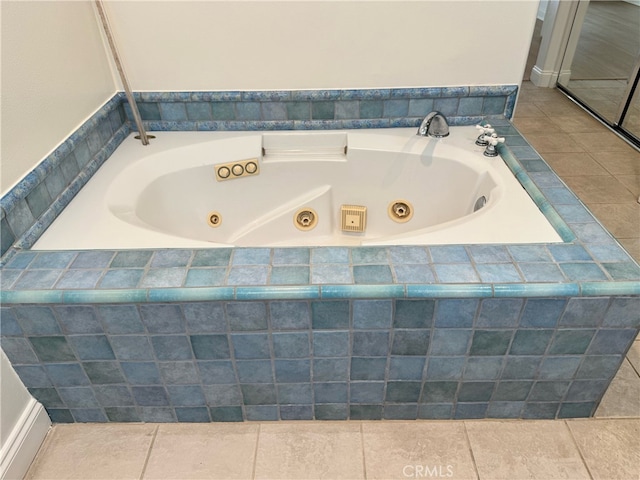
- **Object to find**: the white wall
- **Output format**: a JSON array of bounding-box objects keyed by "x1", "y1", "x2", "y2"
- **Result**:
[
  {"x1": 105, "y1": 0, "x2": 540, "y2": 91},
  {"x1": 0, "y1": 352, "x2": 51, "y2": 480},
  {"x1": 0, "y1": 0, "x2": 117, "y2": 193}
]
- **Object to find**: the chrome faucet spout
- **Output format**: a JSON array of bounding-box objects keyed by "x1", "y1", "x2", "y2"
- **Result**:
[{"x1": 417, "y1": 111, "x2": 450, "y2": 138}]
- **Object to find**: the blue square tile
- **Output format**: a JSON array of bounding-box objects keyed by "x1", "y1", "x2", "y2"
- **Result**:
[
  {"x1": 350, "y1": 382, "x2": 384, "y2": 403},
  {"x1": 158, "y1": 361, "x2": 200, "y2": 385},
  {"x1": 476, "y1": 264, "x2": 523, "y2": 282},
  {"x1": 140, "y1": 268, "x2": 186, "y2": 288},
  {"x1": 433, "y1": 98, "x2": 458, "y2": 117},
  {"x1": 159, "y1": 103, "x2": 188, "y2": 121},
  {"x1": 560, "y1": 263, "x2": 608, "y2": 281},
  {"x1": 236, "y1": 360, "x2": 274, "y2": 383},
  {"x1": 389, "y1": 246, "x2": 429, "y2": 264},
  {"x1": 70, "y1": 251, "x2": 114, "y2": 269},
  {"x1": 98, "y1": 305, "x2": 144, "y2": 334},
  {"x1": 430, "y1": 246, "x2": 470, "y2": 263},
  {"x1": 314, "y1": 404, "x2": 348, "y2": 420},
  {"x1": 463, "y1": 357, "x2": 504, "y2": 380},
  {"x1": 132, "y1": 386, "x2": 169, "y2": 406},
  {"x1": 209, "y1": 406, "x2": 243, "y2": 421},
  {"x1": 12, "y1": 270, "x2": 62, "y2": 290},
  {"x1": 198, "y1": 361, "x2": 238, "y2": 384},
  {"x1": 167, "y1": 385, "x2": 206, "y2": 406},
  {"x1": 280, "y1": 405, "x2": 313, "y2": 420},
  {"x1": 353, "y1": 331, "x2": 390, "y2": 356},
  {"x1": 277, "y1": 383, "x2": 312, "y2": 404},
  {"x1": 418, "y1": 403, "x2": 453, "y2": 419},
  {"x1": 120, "y1": 361, "x2": 162, "y2": 384},
  {"x1": 394, "y1": 300, "x2": 435, "y2": 328},
  {"x1": 141, "y1": 408, "x2": 176, "y2": 422},
  {"x1": 603, "y1": 297, "x2": 640, "y2": 327},
  {"x1": 350, "y1": 357, "x2": 386, "y2": 381},
  {"x1": 458, "y1": 382, "x2": 494, "y2": 402},
  {"x1": 54, "y1": 306, "x2": 101, "y2": 334},
  {"x1": 269, "y1": 301, "x2": 310, "y2": 330},
  {"x1": 468, "y1": 245, "x2": 511, "y2": 263},
  {"x1": 476, "y1": 298, "x2": 523, "y2": 328},
  {"x1": 565, "y1": 379, "x2": 609, "y2": 402},
  {"x1": 311, "y1": 301, "x2": 349, "y2": 329},
  {"x1": 548, "y1": 329, "x2": 595, "y2": 355},
  {"x1": 529, "y1": 381, "x2": 570, "y2": 401},
  {"x1": 470, "y1": 330, "x2": 512, "y2": 356},
  {"x1": 352, "y1": 300, "x2": 392, "y2": 329},
  {"x1": 245, "y1": 405, "x2": 278, "y2": 421},
  {"x1": 430, "y1": 329, "x2": 472, "y2": 355},
  {"x1": 82, "y1": 361, "x2": 125, "y2": 384},
  {"x1": 576, "y1": 355, "x2": 623, "y2": 379},
  {"x1": 560, "y1": 298, "x2": 609, "y2": 327},
  {"x1": 183, "y1": 303, "x2": 227, "y2": 332},
  {"x1": 190, "y1": 334, "x2": 230, "y2": 360},
  {"x1": 45, "y1": 364, "x2": 90, "y2": 387},
  {"x1": 354, "y1": 265, "x2": 393, "y2": 284},
  {"x1": 236, "y1": 102, "x2": 261, "y2": 120},
  {"x1": 492, "y1": 381, "x2": 533, "y2": 401},
  {"x1": 510, "y1": 329, "x2": 554, "y2": 355},
  {"x1": 227, "y1": 302, "x2": 268, "y2": 331},
  {"x1": 311, "y1": 264, "x2": 353, "y2": 284},
  {"x1": 55, "y1": 270, "x2": 102, "y2": 289},
  {"x1": 70, "y1": 409, "x2": 108, "y2": 422},
  {"x1": 388, "y1": 357, "x2": 425, "y2": 380},
  {"x1": 202, "y1": 384, "x2": 242, "y2": 405},
  {"x1": 69, "y1": 335, "x2": 115, "y2": 360},
  {"x1": 421, "y1": 382, "x2": 458, "y2": 403},
  {"x1": 140, "y1": 304, "x2": 185, "y2": 334},
  {"x1": 426, "y1": 357, "x2": 466, "y2": 380},
  {"x1": 312, "y1": 358, "x2": 349, "y2": 382},
  {"x1": 538, "y1": 356, "x2": 582, "y2": 380},
  {"x1": 46, "y1": 409, "x2": 74, "y2": 423},
  {"x1": 311, "y1": 247, "x2": 350, "y2": 264},
  {"x1": 13, "y1": 366, "x2": 51, "y2": 388},
  {"x1": 313, "y1": 331, "x2": 349, "y2": 357},
  {"x1": 502, "y1": 356, "x2": 542, "y2": 379},
  {"x1": 240, "y1": 384, "x2": 277, "y2": 405},
  {"x1": 434, "y1": 264, "x2": 479, "y2": 283},
  {"x1": 314, "y1": 382, "x2": 348, "y2": 403},
  {"x1": 99, "y1": 269, "x2": 144, "y2": 288},
  {"x1": 507, "y1": 245, "x2": 552, "y2": 262},
  {"x1": 110, "y1": 251, "x2": 152, "y2": 268},
  {"x1": 30, "y1": 252, "x2": 76, "y2": 269},
  {"x1": 434, "y1": 299, "x2": 478, "y2": 328},
  {"x1": 391, "y1": 329, "x2": 429, "y2": 355},
  {"x1": 151, "y1": 335, "x2": 194, "y2": 360},
  {"x1": 272, "y1": 248, "x2": 310, "y2": 265},
  {"x1": 185, "y1": 268, "x2": 226, "y2": 287},
  {"x1": 275, "y1": 359, "x2": 310, "y2": 383},
  {"x1": 587, "y1": 329, "x2": 636, "y2": 355},
  {"x1": 548, "y1": 244, "x2": 592, "y2": 262},
  {"x1": 272, "y1": 332, "x2": 310, "y2": 358},
  {"x1": 232, "y1": 248, "x2": 271, "y2": 265},
  {"x1": 58, "y1": 387, "x2": 99, "y2": 408},
  {"x1": 191, "y1": 249, "x2": 232, "y2": 267},
  {"x1": 394, "y1": 264, "x2": 436, "y2": 283},
  {"x1": 110, "y1": 336, "x2": 154, "y2": 360},
  {"x1": 186, "y1": 102, "x2": 212, "y2": 121},
  {"x1": 3, "y1": 337, "x2": 39, "y2": 364},
  {"x1": 29, "y1": 388, "x2": 64, "y2": 407},
  {"x1": 231, "y1": 333, "x2": 270, "y2": 359},
  {"x1": 558, "y1": 402, "x2": 596, "y2": 418},
  {"x1": 14, "y1": 306, "x2": 62, "y2": 335},
  {"x1": 270, "y1": 266, "x2": 309, "y2": 285},
  {"x1": 519, "y1": 299, "x2": 566, "y2": 328},
  {"x1": 386, "y1": 381, "x2": 421, "y2": 403}
]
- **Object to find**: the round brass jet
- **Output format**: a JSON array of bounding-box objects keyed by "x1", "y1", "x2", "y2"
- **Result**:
[
  {"x1": 294, "y1": 208, "x2": 318, "y2": 231},
  {"x1": 207, "y1": 211, "x2": 222, "y2": 227},
  {"x1": 388, "y1": 200, "x2": 413, "y2": 223}
]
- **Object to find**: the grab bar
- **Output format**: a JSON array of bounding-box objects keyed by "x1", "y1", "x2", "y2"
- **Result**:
[{"x1": 94, "y1": 0, "x2": 150, "y2": 145}]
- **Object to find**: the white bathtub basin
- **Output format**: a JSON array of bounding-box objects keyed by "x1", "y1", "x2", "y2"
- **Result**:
[{"x1": 34, "y1": 127, "x2": 562, "y2": 249}]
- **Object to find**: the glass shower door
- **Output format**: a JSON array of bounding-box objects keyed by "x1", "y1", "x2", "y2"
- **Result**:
[{"x1": 557, "y1": 0, "x2": 640, "y2": 145}]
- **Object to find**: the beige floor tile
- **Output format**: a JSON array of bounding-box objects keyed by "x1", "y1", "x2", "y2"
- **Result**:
[
  {"x1": 523, "y1": 133, "x2": 586, "y2": 154},
  {"x1": 563, "y1": 175, "x2": 636, "y2": 204},
  {"x1": 587, "y1": 203, "x2": 640, "y2": 238},
  {"x1": 253, "y1": 421, "x2": 364, "y2": 480},
  {"x1": 567, "y1": 419, "x2": 640, "y2": 480},
  {"x1": 542, "y1": 152, "x2": 609, "y2": 177},
  {"x1": 626, "y1": 340, "x2": 640, "y2": 374},
  {"x1": 534, "y1": 100, "x2": 587, "y2": 117},
  {"x1": 362, "y1": 421, "x2": 477, "y2": 480},
  {"x1": 592, "y1": 150, "x2": 640, "y2": 176},
  {"x1": 143, "y1": 423, "x2": 258, "y2": 480},
  {"x1": 464, "y1": 420, "x2": 591, "y2": 480},
  {"x1": 25, "y1": 424, "x2": 156, "y2": 480},
  {"x1": 570, "y1": 132, "x2": 636, "y2": 153},
  {"x1": 512, "y1": 103, "x2": 546, "y2": 118},
  {"x1": 547, "y1": 115, "x2": 607, "y2": 134},
  {"x1": 512, "y1": 117, "x2": 554, "y2": 135},
  {"x1": 595, "y1": 360, "x2": 640, "y2": 418},
  {"x1": 617, "y1": 174, "x2": 640, "y2": 197}
]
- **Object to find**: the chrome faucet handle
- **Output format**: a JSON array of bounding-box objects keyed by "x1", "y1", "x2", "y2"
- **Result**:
[
  {"x1": 475, "y1": 124, "x2": 494, "y2": 146},
  {"x1": 482, "y1": 134, "x2": 505, "y2": 157}
]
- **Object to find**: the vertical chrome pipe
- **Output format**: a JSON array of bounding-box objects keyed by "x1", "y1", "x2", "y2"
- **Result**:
[{"x1": 94, "y1": 0, "x2": 149, "y2": 145}]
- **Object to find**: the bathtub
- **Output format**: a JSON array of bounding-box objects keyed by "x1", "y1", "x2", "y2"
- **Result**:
[{"x1": 33, "y1": 126, "x2": 561, "y2": 250}]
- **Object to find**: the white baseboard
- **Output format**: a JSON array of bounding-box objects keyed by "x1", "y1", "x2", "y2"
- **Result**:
[
  {"x1": 0, "y1": 399, "x2": 50, "y2": 480},
  {"x1": 530, "y1": 66, "x2": 559, "y2": 88}
]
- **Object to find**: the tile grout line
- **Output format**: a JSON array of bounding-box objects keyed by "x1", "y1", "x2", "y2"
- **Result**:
[
  {"x1": 461, "y1": 421, "x2": 481, "y2": 480},
  {"x1": 138, "y1": 424, "x2": 160, "y2": 480},
  {"x1": 360, "y1": 422, "x2": 368, "y2": 480},
  {"x1": 251, "y1": 423, "x2": 262, "y2": 480},
  {"x1": 563, "y1": 419, "x2": 595, "y2": 480}
]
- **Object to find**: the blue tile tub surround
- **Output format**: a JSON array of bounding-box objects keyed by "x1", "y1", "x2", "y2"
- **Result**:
[
  {"x1": 1, "y1": 297, "x2": 638, "y2": 423},
  {"x1": 1, "y1": 85, "x2": 640, "y2": 422},
  {"x1": 0, "y1": 94, "x2": 129, "y2": 259}
]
